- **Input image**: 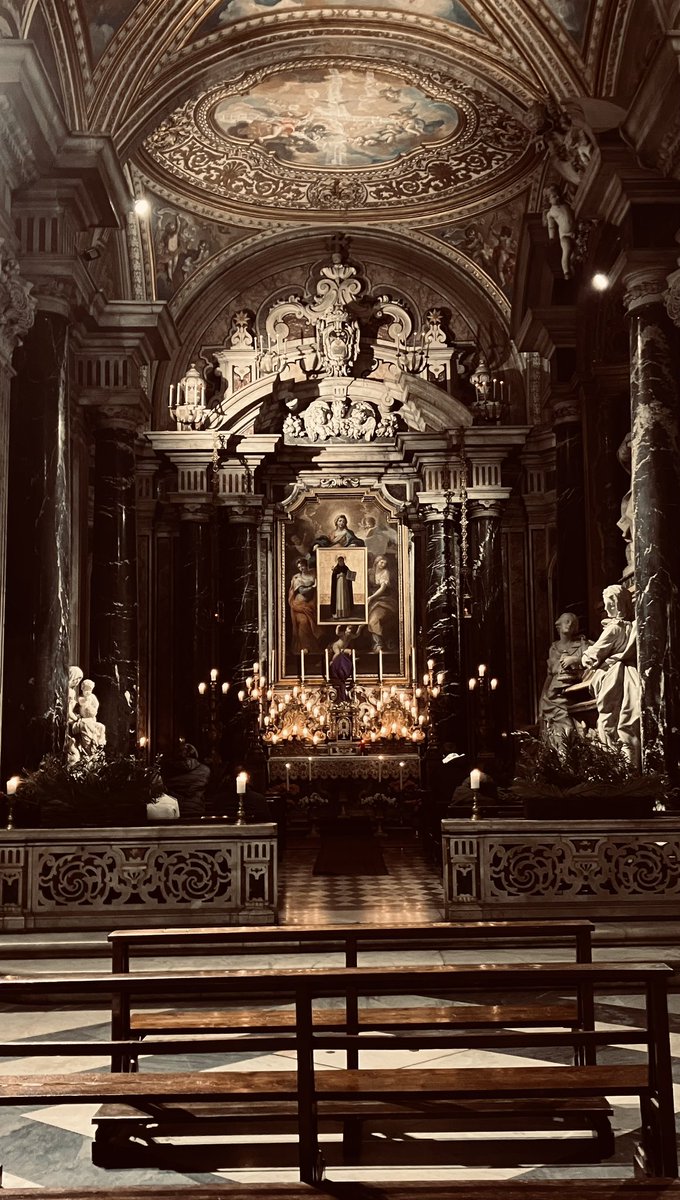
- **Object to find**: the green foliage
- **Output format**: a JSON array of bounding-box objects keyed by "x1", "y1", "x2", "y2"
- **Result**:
[
  {"x1": 511, "y1": 730, "x2": 659, "y2": 798},
  {"x1": 14, "y1": 751, "x2": 162, "y2": 828}
]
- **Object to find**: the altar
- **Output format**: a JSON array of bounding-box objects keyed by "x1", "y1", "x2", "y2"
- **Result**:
[{"x1": 268, "y1": 748, "x2": 421, "y2": 786}]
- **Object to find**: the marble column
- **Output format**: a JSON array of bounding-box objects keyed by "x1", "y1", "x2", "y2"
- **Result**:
[
  {"x1": 89, "y1": 409, "x2": 139, "y2": 757},
  {"x1": 3, "y1": 310, "x2": 70, "y2": 771},
  {"x1": 218, "y1": 506, "x2": 263, "y2": 782},
  {"x1": 469, "y1": 500, "x2": 507, "y2": 758},
  {"x1": 553, "y1": 397, "x2": 588, "y2": 627},
  {"x1": 0, "y1": 249, "x2": 35, "y2": 773},
  {"x1": 625, "y1": 273, "x2": 680, "y2": 779},
  {"x1": 422, "y1": 502, "x2": 463, "y2": 753},
  {"x1": 176, "y1": 506, "x2": 215, "y2": 752}
]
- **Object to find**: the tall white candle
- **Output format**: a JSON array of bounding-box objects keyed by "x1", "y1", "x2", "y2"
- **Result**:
[
  {"x1": 285, "y1": 762, "x2": 291, "y2": 793},
  {"x1": 300, "y1": 648, "x2": 305, "y2": 685},
  {"x1": 169, "y1": 383, "x2": 175, "y2": 405},
  {"x1": 470, "y1": 768, "x2": 482, "y2": 790},
  {"x1": 411, "y1": 646, "x2": 416, "y2": 683},
  {"x1": 399, "y1": 761, "x2": 405, "y2": 791},
  {"x1": 236, "y1": 771, "x2": 248, "y2": 794},
  {"x1": 352, "y1": 649, "x2": 356, "y2": 677},
  {"x1": 5, "y1": 777, "x2": 19, "y2": 796},
  {"x1": 378, "y1": 756, "x2": 383, "y2": 783},
  {"x1": 308, "y1": 757, "x2": 312, "y2": 781},
  {"x1": 378, "y1": 649, "x2": 383, "y2": 683}
]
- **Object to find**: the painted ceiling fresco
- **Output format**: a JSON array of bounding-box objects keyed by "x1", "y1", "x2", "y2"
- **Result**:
[
  {"x1": 544, "y1": 0, "x2": 591, "y2": 45},
  {"x1": 143, "y1": 61, "x2": 532, "y2": 219},
  {"x1": 211, "y1": 68, "x2": 461, "y2": 169},
  {"x1": 193, "y1": 0, "x2": 481, "y2": 40},
  {"x1": 82, "y1": 0, "x2": 137, "y2": 61}
]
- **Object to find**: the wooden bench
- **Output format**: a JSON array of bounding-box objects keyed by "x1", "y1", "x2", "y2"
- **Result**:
[
  {"x1": 107, "y1": 919, "x2": 595, "y2": 1070},
  {"x1": 2, "y1": 1184, "x2": 680, "y2": 1200},
  {"x1": 0, "y1": 961, "x2": 674, "y2": 1184}
]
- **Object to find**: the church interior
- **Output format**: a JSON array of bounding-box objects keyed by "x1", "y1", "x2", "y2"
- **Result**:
[{"x1": 1, "y1": 0, "x2": 680, "y2": 1194}]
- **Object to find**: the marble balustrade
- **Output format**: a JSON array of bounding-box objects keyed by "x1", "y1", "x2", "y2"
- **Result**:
[{"x1": 0, "y1": 823, "x2": 277, "y2": 930}]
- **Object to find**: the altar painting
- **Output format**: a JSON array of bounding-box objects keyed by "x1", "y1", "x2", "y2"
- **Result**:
[{"x1": 281, "y1": 494, "x2": 404, "y2": 680}]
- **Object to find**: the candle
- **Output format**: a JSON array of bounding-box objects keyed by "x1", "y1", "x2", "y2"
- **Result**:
[
  {"x1": 399, "y1": 760, "x2": 405, "y2": 791},
  {"x1": 6, "y1": 776, "x2": 20, "y2": 796},
  {"x1": 352, "y1": 649, "x2": 356, "y2": 677},
  {"x1": 378, "y1": 755, "x2": 383, "y2": 782},
  {"x1": 470, "y1": 768, "x2": 482, "y2": 790},
  {"x1": 325, "y1": 647, "x2": 330, "y2": 679},
  {"x1": 411, "y1": 646, "x2": 416, "y2": 683},
  {"x1": 478, "y1": 663, "x2": 486, "y2": 677},
  {"x1": 236, "y1": 771, "x2": 248, "y2": 794},
  {"x1": 427, "y1": 658, "x2": 435, "y2": 670},
  {"x1": 198, "y1": 681, "x2": 207, "y2": 695},
  {"x1": 300, "y1": 649, "x2": 305, "y2": 685},
  {"x1": 378, "y1": 648, "x2": 383, "y2": 683},
  {"x1": 308, "y1": 756, "x2": 312, "y2": 781},
  {"x1": 285, "y1": 762, "x2": 291, "y2": 793},
  {"x1": 210, "y1": 667, "x2": 218, "y2": 682},
  {"x1": 270, "y1": 650, "x2": 275, "y2": 683},
  {"x1": 169, "y1": 383, "x2": 175, "y2": 405},
  {"x1": 222, "y1": 681, "x2": 229, "y2": 694}
]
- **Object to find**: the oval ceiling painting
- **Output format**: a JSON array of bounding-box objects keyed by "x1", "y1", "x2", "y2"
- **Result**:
[{"x1": 209, "y1": 68, "x2": 461, "y2": 169}]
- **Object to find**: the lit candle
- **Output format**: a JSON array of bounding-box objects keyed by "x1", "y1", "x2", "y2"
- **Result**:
[
  {"x1": 411, "y1": 646, "x2": 416, "y2": 683},
  {"x1": 490, "y1": 677, "x2": 498, "y2": 691},
  {"x1": 222, "y1": 681, "x2": 229, "y2": 694},
  {"x1": 236, "y1": 771, "x2": 248, "y2": 795},
  {"x1": 169, "y1": 383, "x2": 175, "y2": 405},
  {"x1": 285, "y1": 762, "x2": 291, "y2": 793},
  {"x1": 210, "y1": 667, "x2": 218, "y2": 682},
  {"x1": 427, "y1": 658, "x2": 435, "y2": 670},
  {"x1": 352, "y1": 649, "x2": 356, "y2": 677},
  {"x1": 478, "y1": 663, "x2": 486, "y2": 677},
  {"x1": 300, "y1": 649, "x2": 305, "y2": 685},
  {"x1": 308, "y1": 756, "x2": 312, "y2": 781},
  {"x1": 470, "y1": 768, "x2": 482, "y2": 790},
  {"x1": 468, "y1": 678, "x2": 476, "y2": 691},
  {"x1": 198, "y1": 681, "x2": 207, "y2": 695},
  {"x1": 270, "y1": 651, "x2": 275, "y2": 683},
  {"x1": 378, "y1": 755, "x2": 383, "y2": 782},
  {"x1": 378, "y1": 648, "x2": 383, "y2": 683},
  {"x1": 325, "y1": 647, "x2": 330, "y2": 679},
  {"x1": 399, "y1": 760, "x2": 405, "y2": 791},
  {"x1": 6, "y1": 776, "x2": 20, "y2": 796}
]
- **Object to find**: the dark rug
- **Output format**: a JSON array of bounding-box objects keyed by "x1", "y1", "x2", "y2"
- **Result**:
[{"x1": 312, "y1": 824, "x2": 389, "y2": 876}]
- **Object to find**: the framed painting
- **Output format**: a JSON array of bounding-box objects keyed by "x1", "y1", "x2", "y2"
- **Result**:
[
  {"x1": 316, "y1": 546, "x2": 367, "y2": 624},
  {"x1": 278, "y1": 489, "x2": 409, "y2": 681}
]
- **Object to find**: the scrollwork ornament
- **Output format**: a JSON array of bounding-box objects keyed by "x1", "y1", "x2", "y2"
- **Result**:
[
  {"x1": 0, "y1": 242, "x2": 36, "y2": 361},
  {"x1": 663, "y1": 268, "x2": 680, "y2": 329}
]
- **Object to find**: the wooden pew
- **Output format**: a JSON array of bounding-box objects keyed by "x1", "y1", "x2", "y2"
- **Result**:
[
  {"x1": 107, "y1": 919, "x2": 595, "y2": 1070},
  {"x1": 0, "y1": 961, "x2": 674, "y2": 1184}
]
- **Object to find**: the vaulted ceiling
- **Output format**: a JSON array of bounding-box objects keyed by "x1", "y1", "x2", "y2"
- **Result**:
[{"x1": 4, "y1": 0, "x2": 663, "y2": 390}]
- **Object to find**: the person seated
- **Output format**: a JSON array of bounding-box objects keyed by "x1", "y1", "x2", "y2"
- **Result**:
[{"x1": 161, "y1": 742, "x2": 210, "y2": 822}]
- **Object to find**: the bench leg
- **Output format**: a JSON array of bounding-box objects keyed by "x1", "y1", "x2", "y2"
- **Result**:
[{"x1": 342, "y1": 1116, "x2": 363, "y2": 1163}]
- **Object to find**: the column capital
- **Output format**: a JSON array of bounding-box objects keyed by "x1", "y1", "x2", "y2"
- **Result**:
[
  {"x1": 623, "y1": 267, "x2": 672, "y2": 314},
  {"x1": 0, "y1": 242, "x2": 36, "y2": 367},
  {"x1": 90, "y1": 401, "x2": 141, "y2": 432},
  {"x1": 468, "y1": 499, "x2": 504, "y2": 521},
  {"x1": 552, "y1": 396, "x2": 582, "y2": 425}
]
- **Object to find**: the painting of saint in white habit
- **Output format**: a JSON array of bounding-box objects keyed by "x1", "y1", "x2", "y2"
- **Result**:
[{"x1": 316, "y1": 547, "x2": 367, "y2": 624}]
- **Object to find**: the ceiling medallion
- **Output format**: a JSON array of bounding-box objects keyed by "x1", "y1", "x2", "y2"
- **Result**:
[{"x1": 143, "y1": 59, "x2": 530, "y2": 219}]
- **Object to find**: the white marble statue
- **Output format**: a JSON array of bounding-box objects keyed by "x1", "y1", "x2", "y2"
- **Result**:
[
  {"x1": 538, "y1": 612, "x2": 590, "y2": 744},
  {"x1": 68, "y1": 669, "x2": 106, "y2": 759},
  {"x1": 544, "y1": 184, "x2": 577, "y2": 279},
  {"x1": 581, "y1": 584, "x2": 641, "y2": 770}
]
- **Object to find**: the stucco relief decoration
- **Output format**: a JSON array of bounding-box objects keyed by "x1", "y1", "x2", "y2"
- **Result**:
[
  {"x1": 0, "y1": 242, "x2": 36, "y2": 360},
  {"x1": 526, "y1": 97, "x2": 596, "y2": 186},
  {"x1": 142, "y1": 61, "x2": 531, "y2": 217}
]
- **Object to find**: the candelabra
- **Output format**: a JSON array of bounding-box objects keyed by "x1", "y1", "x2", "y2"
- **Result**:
[
  {"x1": 469, "y1": 354, "x2": 507, "y2": 424},
  {"x1": 397, "y1": 335, "x2": 429, "y2": 376},
  {"x1": 197, "y1": 667, "x2": 230, "y2": 766},
  {"x1": 467, "y1": 662, "x2": 499, "y2": 765}
]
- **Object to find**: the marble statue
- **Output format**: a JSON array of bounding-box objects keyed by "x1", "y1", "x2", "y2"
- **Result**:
[
  {"x1": 68, "y1": 669, "x2": 106, "y2": 759},
  {"x1": 581, "y1": 584, "x2": 641, "y2": 770},
  {"x1": 538, "y1": 612, "x2": 590, "y2": 744},
  {"x1": 544, "y1": 184, "x2": 576, "y2": 279}
]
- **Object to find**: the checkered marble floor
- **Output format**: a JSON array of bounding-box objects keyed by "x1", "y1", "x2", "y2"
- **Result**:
[
  {"x1": 0, "y1": 841, "x2": 678, "y2": 1190},
  {"x1": 279, "y1": 833, "x2": 445, "y2": 923}
]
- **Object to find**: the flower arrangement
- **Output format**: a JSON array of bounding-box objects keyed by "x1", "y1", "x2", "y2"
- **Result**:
[
  {"x1": 11, "y1": 750, "x2": 162, "y2": 829},
  {"x1": 360, "y1": 791, "x2": 398, "y2": 815}
]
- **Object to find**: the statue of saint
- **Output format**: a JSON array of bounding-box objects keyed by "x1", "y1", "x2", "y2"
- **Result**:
[
  {"x1": 581, "y1": 584, "x2": 641, "y2": 770},
  {"x1": 538, "y1": 612, "x2": 589, "y2": 744}
]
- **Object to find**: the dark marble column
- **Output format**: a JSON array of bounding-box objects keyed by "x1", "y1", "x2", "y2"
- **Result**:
[
  {"x1": 468, "y1": 500, "x2": 507, "y2": 761},
  {"x1": 583, "y1": 382, "x2": 631, "y2": 608},
  {"x1": 0, "y1": 251, "x2": 35, "y2": 774},
  {"x1": 553, "y1": 396, "x2": 588, "y2": 627},
  {"x1": 89, "y1": 409, "x2": 139, "y2": 757},
  {"x1": 422, "y1": 501, "x2": 463, "y2": 753},
  {"x1": 175, "y1": 506, "x2": 215, "y2": 752},
  {"x1": 625, "y1": 273, "x2": 680, "y2": 780},
  {"x1": 218, "y1": 505, "x2": 263, "y2": 782},
  {"x1": 3, "y1": 311, "x2": 71, "y2": 771}
]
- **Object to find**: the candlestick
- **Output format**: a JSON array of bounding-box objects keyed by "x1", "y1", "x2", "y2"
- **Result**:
[{"x1": 378, "y1": 648, "x2": 383, "y2": 683}]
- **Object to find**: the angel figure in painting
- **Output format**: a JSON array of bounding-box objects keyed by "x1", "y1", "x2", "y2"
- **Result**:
[
  {"x1": 288, "y1": 558, "x2": 321, "y2": 653},
  {"x1": 367, "y1": 555, "x2": 398, "y2": 650}
]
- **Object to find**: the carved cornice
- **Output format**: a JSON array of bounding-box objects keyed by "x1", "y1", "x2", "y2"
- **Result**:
[
  {"x1": 623, "y1": 268, "x2": 670, "y2": 315},
  {"x1": 0, "y1": 241, "x2": 36, "y2": 366}
]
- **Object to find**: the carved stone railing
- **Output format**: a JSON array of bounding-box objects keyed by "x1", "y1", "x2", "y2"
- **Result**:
[
  {"x1": 0, "y1": 823, "x2": 277, "y2": 930},
  {"x1": 442, "y1": 817, "x2": 680, "y2": 921}
]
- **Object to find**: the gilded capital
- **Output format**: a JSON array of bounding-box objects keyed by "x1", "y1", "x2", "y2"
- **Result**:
[{"x1": 0, "y1": 242, "x2": 36, "y2": 363}]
